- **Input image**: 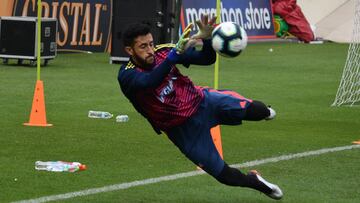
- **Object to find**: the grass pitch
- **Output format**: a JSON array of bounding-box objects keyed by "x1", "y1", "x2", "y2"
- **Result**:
[{"x1": 1, "y1": 42, "x2": 360, "y2": 202}]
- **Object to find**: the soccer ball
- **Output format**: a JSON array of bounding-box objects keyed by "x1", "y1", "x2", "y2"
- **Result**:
[{"x1": 211, "y1": 22, "x2": 248, "y2": 57}]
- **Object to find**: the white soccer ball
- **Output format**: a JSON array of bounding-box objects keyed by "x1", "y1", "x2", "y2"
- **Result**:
[{"x1": 211, "y1": 22, "x2": 248, "y2": 57}]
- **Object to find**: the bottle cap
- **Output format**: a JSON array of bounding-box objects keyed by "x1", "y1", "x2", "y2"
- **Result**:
[{"x1": 79, "y1": 164, "x2": 87, "y2": 171}]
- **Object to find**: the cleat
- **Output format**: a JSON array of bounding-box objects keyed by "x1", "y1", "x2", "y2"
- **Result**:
[
  {"x1": 249, "y1": 170, "x2": 283, "y2": 200},
  {"x1": 265, "y1": 106, "x2": 276, "y2": 120}
]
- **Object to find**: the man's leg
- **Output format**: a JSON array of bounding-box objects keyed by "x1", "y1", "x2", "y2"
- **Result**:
[
  {"x1": 166, "y1": 96, "x2": 225, "y2": 177},
  {"x1": 205, "y1": 90, "x2": 282, "y2": 199},
  {"x1": 168, "y1": 89, "x2": 282, "y2": 200},
  {"x1": 216, "y1": 164, "x2": 283, "y2": 200}
]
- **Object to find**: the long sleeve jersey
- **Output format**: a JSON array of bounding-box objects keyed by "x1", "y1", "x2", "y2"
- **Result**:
[{"x1": 118, "y1": 39, "x2": 216, "y2": 133}]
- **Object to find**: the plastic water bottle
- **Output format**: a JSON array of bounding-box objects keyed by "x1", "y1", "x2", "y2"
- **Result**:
[
  {"x1": 88, "y1": 110, "x2": 113, "y2": 119},
  {"x1": 116, "y1": 115, "x2": 129, "y2": 122},
  {"x1": 35, "y1": 161, "x2": 87, "y2": 172}
]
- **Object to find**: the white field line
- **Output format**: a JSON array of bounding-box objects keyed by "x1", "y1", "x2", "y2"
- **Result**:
[{"x1": 13, "y1": 144, "x2": 360, "y2": 203}]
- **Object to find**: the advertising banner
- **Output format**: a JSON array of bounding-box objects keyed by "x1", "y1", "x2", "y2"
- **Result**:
[
  {"x1": 181, "y1": 0, "x2": 275, "y2": 39},
  {"x1": 11, "y1": 0, "x2": 112, "y2": 52}
]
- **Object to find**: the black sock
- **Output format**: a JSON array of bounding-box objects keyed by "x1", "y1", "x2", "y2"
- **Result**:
[{"x1": 215, "y1": 164, "x2": 272, "y2": 194}]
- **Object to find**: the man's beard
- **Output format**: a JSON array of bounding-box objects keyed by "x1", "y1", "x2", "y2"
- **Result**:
[{"x1": 133, "y1": 54, "x2": 154, "y2": 70}]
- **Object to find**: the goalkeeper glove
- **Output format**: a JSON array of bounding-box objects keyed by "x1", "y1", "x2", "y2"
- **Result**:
[
  {"x1": 175, "y1": 23, "x2": 194, "y2": 54},
  {"x1": 168, "y1": 23, "x2": 196, "y2": 63},
  {"x1": 192, "y1": 14, "x2": 217, "y2": 40}
]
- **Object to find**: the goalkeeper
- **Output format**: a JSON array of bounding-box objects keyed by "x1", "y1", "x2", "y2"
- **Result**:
[{"x1": 117, "y1": 15, "x2": 283, "y2": 200}]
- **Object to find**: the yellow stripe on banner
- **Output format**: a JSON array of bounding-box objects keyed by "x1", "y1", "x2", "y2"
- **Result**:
[{"x1": 37, "y1": 0, "x2": 42, "y2": 80}]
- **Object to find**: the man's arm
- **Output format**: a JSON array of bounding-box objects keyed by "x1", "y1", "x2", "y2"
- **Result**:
[
  {"x1": 119, "y1": 24, "x2": 196, "y2": 94},
  {"x1": 180, "y1": 39, "x2": 217, "y2": 66},
  {"x1": 118, "y1": 59, "x2": 173, "y2": 94}
]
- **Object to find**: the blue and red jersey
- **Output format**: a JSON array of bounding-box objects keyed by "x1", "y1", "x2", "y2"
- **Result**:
[{"x1": 118, "y1": 40, "x2": 216, "y2": 133}]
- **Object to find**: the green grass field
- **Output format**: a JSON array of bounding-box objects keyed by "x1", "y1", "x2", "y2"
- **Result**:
[{"x1": 1, "y1": 42, "x2": 360, "y2": 203}]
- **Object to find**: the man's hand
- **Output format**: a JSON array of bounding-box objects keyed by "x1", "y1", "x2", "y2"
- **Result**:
[{"x1": 192, "y1": 14, "x2": 217, "y2": 40}]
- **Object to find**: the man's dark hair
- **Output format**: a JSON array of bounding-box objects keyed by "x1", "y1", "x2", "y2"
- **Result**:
[{"x1": 122, "y1": 23, "x2": 151, "y2": 47}]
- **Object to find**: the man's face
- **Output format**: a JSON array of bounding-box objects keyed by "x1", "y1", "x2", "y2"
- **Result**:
[{"x1": 125, "y1": 33, "x2": 155, "y2": 68}]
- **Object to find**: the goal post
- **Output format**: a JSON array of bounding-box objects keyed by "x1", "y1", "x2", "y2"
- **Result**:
[{"x1": 332, "y1": 0, "x2": 360, "y2": 106}]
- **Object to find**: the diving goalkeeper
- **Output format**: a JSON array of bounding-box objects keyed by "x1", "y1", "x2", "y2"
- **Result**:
[{"x1": 117, "y1": 15, "x2": 283, "y2": 200}]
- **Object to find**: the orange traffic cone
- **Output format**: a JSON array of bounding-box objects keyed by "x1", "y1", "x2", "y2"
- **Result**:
[
  {"x1": 211, "y1": 125, "x2": 223, "y2": 159},
  {"x1": 352, "y1": 140, "x2": 360, "y2": 145},
  {"x1": 24, "y1": 80, "x2": 52, "y2": 127}
]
